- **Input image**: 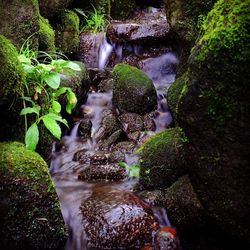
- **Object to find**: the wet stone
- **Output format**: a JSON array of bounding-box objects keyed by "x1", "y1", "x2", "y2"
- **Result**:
[
  {"x1": 78, "y1": 164, "x2": 127, "y2": 181},
  {"x1": 88, "y1": 68, "x2": 110, "y2": 87},
  {"x1": 143, "y1": 113, "x2": 157, "y2": 131},
  {"x1": 72, "y1": 149, "x2": 90, "y2": 164},
  {"x1": 90, "y1": 153, "x2": 109, "y2": 165},
  {"x1": 78, "y1": 119, "x2": 92, "y2": 138},
  {"x1": 98, "y1": 129, "x2": 123, "y2": 150},
  {"x1": 99, "y1": 78, "x2": 114, "y2": 93},
  {"x1": 80, "y1": 186, "x2": 159, "y2": 248},
  {"x1": 119, "y1": 113, "x2": 144, "y2": 133},
  {"x1": 128, "y1": 131, "x2": 141, "y2": 141},
  {"x1": 112, "y1": 141, "x2": 136, "y2": 154},
  {"x1": 109, "y1": 150, "x2": 126, "y2": 163}
]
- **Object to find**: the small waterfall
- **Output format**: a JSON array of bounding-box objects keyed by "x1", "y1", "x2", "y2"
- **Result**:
[{"x1": 98, "y1": 37, "x2": 113, "y2": 69}]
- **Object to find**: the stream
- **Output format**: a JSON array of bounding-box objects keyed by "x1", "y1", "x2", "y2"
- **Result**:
[{"x1": 50, "y1": 7, "x2": 180, "y2": 250}]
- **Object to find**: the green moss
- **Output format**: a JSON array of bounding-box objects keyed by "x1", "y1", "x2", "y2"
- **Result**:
[
  {"x1": 56, "y1": 10, "x2": 80, "y2": 54},
  {"x1": 0, "y1": 0, "x2": 40, "y2": 50},
  {"x1": 39, "y1": 16, "x2": 55, "y2": 51},
  {"x1": 139, "y1": 127, "x2": 188, "y2": 188},
  {"x1": 112, "y1": 64, "x2": 157, "y2": 114},
  {"x1": 0, "y1": 142, "x2": 66, "y2": 249},
  {"x1": 167, "y1": 72, "x2": 189, "y2": 122},
  {"x1": 194, "y1": 0, "x2": 250, "y2": 61},
  {"x1": 0, "y1": 35, "x2": 24, "y2": 103}
]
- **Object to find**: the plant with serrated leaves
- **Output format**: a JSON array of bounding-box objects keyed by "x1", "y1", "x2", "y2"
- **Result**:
[{"x1": 18, "y1": 46, "x2": 80, "y2": 151}]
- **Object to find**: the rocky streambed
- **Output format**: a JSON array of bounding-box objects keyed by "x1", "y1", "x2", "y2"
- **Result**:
[{"x1": 50, "y1": 7, "x2": 182, "y2": 250}]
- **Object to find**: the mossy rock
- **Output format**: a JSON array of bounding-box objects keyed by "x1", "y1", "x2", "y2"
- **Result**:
[
  {"x1": 55, "y1": 10, "x2": 80, "y2": 56},
  {"x1": 163, "y1": 0, "x2": 217, "y2": 75},
  {"x1": 0, "y1": 0, "x2": 40, "y2": 50},
  {"x1": 175, "y1": 0, "x2": 250, "y2": 241},
  {"x1": 39, "y1": 16, "x2": 55, "y2": 51},
  {"x1": 112, "y1": 64, "x2": 157, "y2": 115},
  {"x1": 39, "y1": 0, "x2": 74, "y2": 19},
  {"x1": 0, "y1": 142, "x2": 67, "y2": 250},
  {"x1": 139, "y1": 127, "x2": 188, "y2": 188}
]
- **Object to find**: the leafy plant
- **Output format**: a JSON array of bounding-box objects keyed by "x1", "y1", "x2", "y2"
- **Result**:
[
  {"x1": 119, "y1": 162, "x2": 140, "y2": 178},
  {"x1": 19, "y1": 45, "x2": 80, "y2": 151},
  {"x1": 74, "y1": 6, "x2": 109, "y2": 33}
]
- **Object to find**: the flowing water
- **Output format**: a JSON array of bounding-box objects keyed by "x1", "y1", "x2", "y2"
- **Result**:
[{"x1": 50, "y1": 31, "x2": 178, "y2": 250}]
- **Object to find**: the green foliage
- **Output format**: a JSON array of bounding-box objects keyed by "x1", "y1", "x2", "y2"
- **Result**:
[
  {"x1": 18, "y1": 44, "x2": 80, "y2": 151},
  {"x1": 75, "y1": 6, "x2": 108, "y2": 33},
  {"x1": 119, "y1": 162, "x2": 140, "y2": 178}
]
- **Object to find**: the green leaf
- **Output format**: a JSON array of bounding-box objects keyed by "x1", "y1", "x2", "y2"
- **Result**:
[
  {"x1": 35, "y1": 86, "x2": 42, "y2": 94},
  {"x1": 54, "y1": 87, "x2": 67, "y2": 97},
  {"x1": 20, "y1": 106, "x2": 40, "y2": 116},
  {"x1": 25, "y1": 123, "x2": 39, "y2": 151},
  {"x1": 65, "y1": 61, "x2": 81, "y2": 71},
  {"x1": 42, "y1": 115, "x2": 61, "y2": 139},
  {"x1": 129, "y1": 165, "x2": 140, "y2": 177},
  {"x1": 20, "y1": 96, "x2": 35, "y2": 106},
  {"x1": 66, "y1": 89, "x2": 77, "y2": 114},
  {"x1": 23, "y1": 64, "x2": 35, "y2": 74},
  {"x1": 45, "y1": 113, "x2": 68, "y2": 127},
  {"x1": 18, "y1": 54, "x2": 31, "y2": 65},
  {"x1": 52, "y1": 101, "x2": 61, "y2": 113},
  {"x1": 44, "y1": 72, "x2": 61, "y2": 89}
]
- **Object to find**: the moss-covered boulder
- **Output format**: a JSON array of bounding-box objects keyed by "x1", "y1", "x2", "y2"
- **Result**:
[
  {"x1": 139, "y1": 127, "x2": 187, "y2": 188},
  {"x1": 39, "y1": 16, "x2": 55, "y2": 51},
  {"x1": 163, "y1": 0, "x2": 217, "y2": 74},
  {"x1": 39, "y1": 0, "x2": 74, "y2": 19},
  {"x1": 0, "y1": 142, "x2": 67, "y2": 250},
  {"x1": 0, "y1": 0, "x2": 40, "y2": 50},
  {"x1": 0, "y1": 36, "x2": 24, "y2": 141},
  {"x1": 112, "y1": 64, "x2": 157, "y2": 114},
  {"x1": 170, "y1": 0, "x2": 250, "y2": 242},
  {"x1": 108, "y1": 0, "x2": 136, "y2": 20},
  {"x1": 55, "y1": 10, "x2": 80, "y2": 56}
]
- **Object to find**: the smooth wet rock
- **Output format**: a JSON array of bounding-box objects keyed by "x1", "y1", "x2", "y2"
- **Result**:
[
  {"x1": 80, "y1": 186, "x2": 159, "y2": 248},
  {"x1": 99, "y1": 129, "x2": 123, "y2": 150},
  {"x1": 78, "y1": 164, "x2": 126, "y2": 181},
  {"x1": 78, "y1": 119, "x2": 92, "y2": 138},
  {"x1": 88, "y1": 68, "x2": 110, "y2": 87},
  {"x1": 112, "y1": 141, "x2": 136, "y2": 154},
  {"x1": 99, "y1": 78, "x2": 114, "y2": 93},
  {"x1": 72, "y1": 149, "x2": 90, "y2": 164},
  {"x1": 143, "y1": 113, "x2": 157, "y2": 131},
  {"x1": 107, "y1": 10, "x2": 170, "y2": 44},
  {"x1": 119, "y1": 113, "x2": 144, "y2": 133},
  {"x1": 139, "y1": 127, "x2": 187, "y2": 188},
  {"x1": 109, "y1": 150, "x2": 126, "y2": 163},
  {"x1": 78, "y1": 32, "x2": 104, "y2": 68},
  {"x1": 113, "y1": 64, "x2": 157, "y2": 114}
]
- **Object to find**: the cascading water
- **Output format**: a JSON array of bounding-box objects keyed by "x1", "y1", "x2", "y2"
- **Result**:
[{"x1": 51, "y1": 8, "x2": 180, "y2": 249}]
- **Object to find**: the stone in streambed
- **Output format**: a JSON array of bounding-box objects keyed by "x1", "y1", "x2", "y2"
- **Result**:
[
  {"x1": 78, "y1": 164, "x2": 126, "y2": 181},
  {"x1": 112, "y1": 64, "x2": 157, "y2": 114},
  {"x1": 80, "y1": 186, "x2": 159, "y2": 249},
  {"x1": 139, "y1": 127, "x2": 187, "y2": 188},
  {"x1": 119, "y1": 113, "x2": 144, "y2": 133},
  {"x1": 78, "y1": 118, "x2": 92, "y2": 138}
]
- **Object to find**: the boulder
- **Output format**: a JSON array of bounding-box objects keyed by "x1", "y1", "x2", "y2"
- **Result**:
[
  {"x1": 169, "y1": 0, "x2": 250, "y2": 242},
  {"x1": 0, "y1": 36, "x2": 24, "y2": 142},
  {"x1": 119, "y1": 113, "x2": 144, "y2": 133},
  {"x1": 38, "y1": 16, "x2": 55, "y2": 51},
  {"x1": 0, "y1": 142, "x2": 66, "y2": 250},
  {"x1": 107, "y1": 10, "x2": 170, "y2": 44},
  {"x1": 55, "y1": 10, "x2": 80, "y2": 56},
  {"x1": 80, "y1": 186, "x2": 159, "y2": 248},
  {"x1": 112, "y1": 64, "x2": 157, "y2": 114},
  {"x1": 39, "y1": 0, "x2": 74, "y2": 19},
  {"x1": 0, "y1": 0, "x2": 40, "y2": 50},
  {"x1": 139, "y1": 127, "x2": 187, "y2": 188}
]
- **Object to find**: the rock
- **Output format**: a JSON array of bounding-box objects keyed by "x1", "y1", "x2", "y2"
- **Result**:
[
  {"x1": 143, "y1": 113, "x2": 157, "y2": 131},
  {"x1": 78, "y1": 119, "x2": 92, "y2": 138},
  {"x1": 0, "y1": 36, "x2": 24, "y2": 142},
  {"x1": 0, "y1": 0, "x2": 40, "y2": 50},
  {"x1": 112, "y1": 64, "x2": 157, "y2": 114},
  {"x1": 107, "y1": 9, "x2": 170, "y2": 44},
  {"x1": 119, "y1": 113, "x2": 144, "y2": 133},
  {"x1": 78, "y1": 32, "x2": 104, "y2": 68},
  {"x1": 112, "y1": 141, "x2": 136, "y2": 154},
  {"x1": 55, "y1": 10, "x2": 80, "y2": 56},
  {"x1": 73, "y1": 149, "x2": 90, "y2": 164},
  {"x1": 99, "y1": 129, "x2": 123, "y2": 150},
  {"x1": 109, "y1": 150, "x2": 126, "y2": 163},
  {"x1": 88, "y1": 68, "x2": 110, "y2": 87},
  {"x1": 139, "y1": 127, "x2": 187, "y2": 188},
  {"x1": 169, "y1": 0, "x2": 250, "y2": 242},
  {"x1": 0, "y1": 142, "x2": 66, "y2": 249},
  {"x1": 38, "y1": 16, "x2": 55, "y2": 51},
  {"x1": 162, "y1": 175, "x2": 205, "y2": 232},
  {"x1": 95, "y1": 109, "x2": 120, "y2": 141},
  {"x1": 80, "y1": 186, "x2": 159, "y2": 248},
  {"x1": 39, "y1": 0, "x2": 74, "y2": 19},
  {"x1": 78, "y1": 164, "x2": 126, "y2": 181}
]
